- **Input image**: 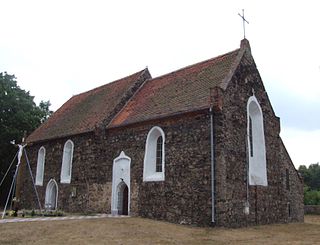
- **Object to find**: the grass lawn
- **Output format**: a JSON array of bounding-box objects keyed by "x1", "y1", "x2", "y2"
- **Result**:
[{"x1": 0, "y1": 215, "x2": 319, "y2": 244}]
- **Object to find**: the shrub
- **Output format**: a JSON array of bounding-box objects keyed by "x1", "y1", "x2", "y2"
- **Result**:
[{"x1": 304, "y1": 187, "x2": 320, "y2": 205}]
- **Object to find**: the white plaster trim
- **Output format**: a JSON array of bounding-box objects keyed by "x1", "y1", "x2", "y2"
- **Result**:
[
  {"x1": 45, "y1": 179, "x2": 58, "y2": 210},
  {"x1": 247, "y1": 95, "x2": 268, "y2": 186},
  {"x1": 111, "y1": 151, "x2": 131, "y2": 215},
  {"x1": 35, "y1": 146, "x2": 46, "y2": 186},
  {"x1": 143, "y1": 126, "x2": 165, "y2": 182},
  {"x1": 144, "y1": 172, "x2": 164, "y2": 182},
  {"x1": 60, "y1": 139, "x2": 74, "y2": 184}
]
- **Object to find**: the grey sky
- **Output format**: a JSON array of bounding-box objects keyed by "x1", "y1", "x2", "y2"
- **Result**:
[{"x1": 1, "y1": 0, "x2": 319, "y2": 167}]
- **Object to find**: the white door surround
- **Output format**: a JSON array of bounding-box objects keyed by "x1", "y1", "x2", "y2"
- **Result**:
[{"x1": 111, "y1": 151, "x2": 131, "y2": 215}]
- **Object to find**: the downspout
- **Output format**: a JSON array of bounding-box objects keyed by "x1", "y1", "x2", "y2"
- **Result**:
[{"x1": 210, "y1": 107, "x2": 215, "y2": 223}]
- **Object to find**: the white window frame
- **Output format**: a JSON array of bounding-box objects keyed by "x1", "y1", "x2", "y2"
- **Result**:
[
  {"x1": 60, "y1": 139, "x2": 74, "y2": 184},
  {"x1": 143, "y1": 126, "x2": 165, "y2": 182},
  {"x1": 247, "y1": 95, "x2": 268, "y2": 186},
  {"x1": 35, "y1": 146, "x2": 46, "y2": 186}
]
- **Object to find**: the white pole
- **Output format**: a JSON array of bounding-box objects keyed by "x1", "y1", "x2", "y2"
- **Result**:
[
  {"x1": 2, "y1": 144, "x2": 25, "y2": 219},
  {"x1": 2, "y1": 162, "x2": 19, "y2": 219}
]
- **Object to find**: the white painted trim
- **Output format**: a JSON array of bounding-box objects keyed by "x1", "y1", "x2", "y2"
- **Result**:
[
  {"x1": 111, "y1": 151, "x2": 131, "y2": 215},
  {"x1": 143, "y1": 126, "x2": 165, "y2": 182},
  {"x1": 247, "y1": 95, "x2": 268, "y2": 186},
  {"x1": 35, "y1": 146, "x2": 46, "y2": 186},
  {"x1": 45, "y1": 179, "x2": 58, "y2": 210},
  {"x1": 60, "y1": 139, "x2": 74, "y2": 184}
]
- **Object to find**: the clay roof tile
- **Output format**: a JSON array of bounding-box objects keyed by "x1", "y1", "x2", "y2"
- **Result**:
[
  {"x1": 110, "y1": 48, "x2": 240, "y2": 127},
  {"x1": 27, "y1": 69, "x2": 149, "y2": 143}
]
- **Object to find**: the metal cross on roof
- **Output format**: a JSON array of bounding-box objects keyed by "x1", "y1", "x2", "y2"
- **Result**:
[{"x1": 238, "y1": 9, "x2": 249, "y2": 39}]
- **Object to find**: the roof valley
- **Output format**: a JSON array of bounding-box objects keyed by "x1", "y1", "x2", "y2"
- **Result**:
[{"x1": 102, "y1": 68, "x2": 152, "y2": 128}]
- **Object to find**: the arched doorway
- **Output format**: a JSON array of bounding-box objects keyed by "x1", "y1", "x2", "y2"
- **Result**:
[
  {"x1": 117, "y1": 182, "x2": 129, "y2": 215},
  {"x1": 45, "y1": 179, "x2": 58, "y2": 210}
]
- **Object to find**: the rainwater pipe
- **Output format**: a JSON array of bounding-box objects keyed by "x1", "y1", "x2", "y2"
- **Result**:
[{"x1": 209, "y1": 107, "x2": 215, "y2": 223}]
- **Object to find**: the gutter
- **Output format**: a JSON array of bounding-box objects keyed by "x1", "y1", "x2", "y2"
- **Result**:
[{"x1": 210, "y1": 107, "x2": 215, "y2": 223}]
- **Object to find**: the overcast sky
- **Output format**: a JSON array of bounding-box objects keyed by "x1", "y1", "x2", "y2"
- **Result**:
[{"x1": 1, "y1": 0, "x2": 319, "y2": 168}]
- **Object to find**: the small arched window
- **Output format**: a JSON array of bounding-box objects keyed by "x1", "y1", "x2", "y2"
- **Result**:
[
  {"x1": 143, "y1": 126, "x2": 165, "y2": 182},
  {"x1": 35, "y1": 146, "x2": 46, "y2": 186},
  {"x1": 60, "y1": 139, "x2": 74, "y2": 184},
  {"x1": 247, "y1": 95, "x2": 267, "y2": 186}
]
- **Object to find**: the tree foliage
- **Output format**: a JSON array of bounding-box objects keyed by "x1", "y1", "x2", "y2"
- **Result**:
[
  {"x1": 298, "y1": 163, "x2": 320, "y2": 205},
  {"x1": 0, "y1": 72, "x2": 53, "y2": 206},
  {"x1": 304, "y1": 186, "x2": 320, "y2": 205}
]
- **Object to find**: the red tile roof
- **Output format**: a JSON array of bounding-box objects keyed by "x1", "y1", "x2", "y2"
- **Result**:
[
  {"x1": 27, "y1": 69, "x2": 150, "y2": 143},
  {"x1": 28, "y1": 40, "x2": 248, "y2": 142},
  {"x1": 109, "y1": 48, "x2": 241, "y2": 127}
]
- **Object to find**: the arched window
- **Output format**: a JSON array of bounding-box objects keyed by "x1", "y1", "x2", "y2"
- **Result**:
[
  {"x1": 247, "y1": 95, "x2": 267, "y2": 186},
  {"x1": 35, "y1": 147, "x2": 46, "y2": 186},
  {"x1": 143, "y1": 126, "x2": 165, "y2": 182},
  {"x1": 60, "y1": 139, "x2": 74, "y2": 184}
]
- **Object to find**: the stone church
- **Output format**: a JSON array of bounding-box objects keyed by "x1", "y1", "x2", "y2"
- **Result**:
[{"x1": 20, "y1": 39, "x2": 304, "y2": 227}]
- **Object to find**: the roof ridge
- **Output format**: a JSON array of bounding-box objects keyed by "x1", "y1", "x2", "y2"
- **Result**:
[
  {"x1": 71, "y1": 68, "x2": 148, "y2": 99},
  {"x1": 149, "y1": 48, "x2": 240, "y2": 82}
]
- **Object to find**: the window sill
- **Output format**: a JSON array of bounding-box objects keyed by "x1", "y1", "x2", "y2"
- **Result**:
[
  {"x1": 143, "y1": 172, "x2": 164, "y2": 182},
  {"x1": 60, "y1": 179, "x2": 71, "y2": 184}
]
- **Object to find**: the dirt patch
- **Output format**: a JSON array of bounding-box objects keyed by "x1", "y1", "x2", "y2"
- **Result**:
[{"x1": 0, "y1": 215, "x2": 319, "y2": 245}]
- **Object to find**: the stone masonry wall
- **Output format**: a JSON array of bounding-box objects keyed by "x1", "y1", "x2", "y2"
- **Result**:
[
  {"x1": 105, "y1": 112, "x2": 213, "y2": 225},
  {"x1": 279, "y1": 139, "x2": 304, "y2": 222},
  {"x1": 20, "y1": 132, "x2": 112, "y2": 213},
  {"x1": 214, "y1": 50, "x2": 304, "y2": 227},
  {"x1": 20, "y1": 111, "x2": 213, "y2": 225}
]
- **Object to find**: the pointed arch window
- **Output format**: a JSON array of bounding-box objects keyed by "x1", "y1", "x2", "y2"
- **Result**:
[
  {"x1": 60, "y1": 139, "x2": 74, "y2": 184},
  {"x1": 35, "y1": 146, "x2": 46, "y2": 186},
  {"x1": 247, "y1": 95, "x2": 267, "y2": 186},
  {"x1": 143, "y1": 126, "x2": 165, "y2": 182}
]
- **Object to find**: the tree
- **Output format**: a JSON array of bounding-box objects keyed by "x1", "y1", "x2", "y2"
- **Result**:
[
  {"x1": 298, "y1": 163, "x2": 320, "y2": 190},
  {"x1": 304, "y1": 186, "x2": 320, "y2": 205},
  {"x1": 298, "y1": 163, "x2": 320, "y2": 205},
  {"x1": 0, "y1": 72, "x2": 53, "y2": 206}
]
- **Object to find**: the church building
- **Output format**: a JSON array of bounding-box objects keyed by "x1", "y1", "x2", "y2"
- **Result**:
[{"x1": 20, "y1": 39, "x2": 304, "y2": 227}]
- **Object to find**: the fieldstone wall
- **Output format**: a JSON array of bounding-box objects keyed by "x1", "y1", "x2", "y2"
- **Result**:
[
  {"x1": 279, "y1": 139, "x2": 304, "y2": 222},
  {"x1": 20, "y1": 132, "x2": 113, "y2": 213},
  {"x1": 105, "y1": 112, "x2": 213, "y2": 225},
  {"x1": 20, "y1": 111, "x2": 213, "y2": 225},
  {"x1": 213, "y1": 49, "x2": 304, "y2": 227}
]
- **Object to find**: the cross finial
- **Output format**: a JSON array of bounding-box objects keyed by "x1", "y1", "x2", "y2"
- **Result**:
[{"x1": 238, "y1": 9, "x2": 249, "y2": 39}]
